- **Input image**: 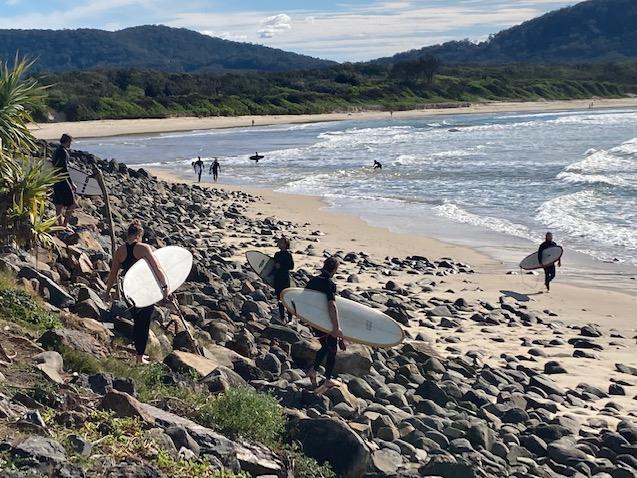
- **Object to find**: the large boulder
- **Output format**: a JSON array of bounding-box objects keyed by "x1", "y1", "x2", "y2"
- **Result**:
[
  {"x1": 289, "y1": 417, "x2": 370, "y2": 478},
  {"x1": 39, "y1": 328, "x2": 109, "y2": 357},
  {"x1": 17, "y1": 266, "x2": 74, "y2": 308},
  {"x1": 334, "y1": 344, "x2": 373, "y2": 377},
  {"x1": 12, "y1": 436, "x2": 67, "y2": 464}
]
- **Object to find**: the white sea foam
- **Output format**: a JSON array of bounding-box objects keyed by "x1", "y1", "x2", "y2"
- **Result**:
[{"x1": 433, "y1": 203, "x2": 532, "y2": 240}]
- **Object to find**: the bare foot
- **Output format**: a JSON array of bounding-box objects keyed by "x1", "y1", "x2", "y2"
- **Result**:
[
  {"x1": 135, "y1": 355, "x2": 150, "y2": 365},
  {"x1": 323, "y1": 378, "x2": 340, "y2": 388}
]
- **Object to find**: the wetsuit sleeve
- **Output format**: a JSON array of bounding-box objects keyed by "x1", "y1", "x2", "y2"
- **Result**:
[
  {"x1": 538, "y1": 243, "x2": 546, "y2": 263},
  {"x1": 52, "y1": 147, "x2": 68, "y2": 172},
  {"x1": 281, "y1": 252, "x2": 294, "y2": 272},
  {"x1": 326, "y1": 280, "x2": 336, "y2": 302}
]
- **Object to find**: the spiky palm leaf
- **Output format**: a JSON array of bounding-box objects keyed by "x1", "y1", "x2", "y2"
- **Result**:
[{"x1": 0, "y1": 55, "x2": 48, "y2": 153}]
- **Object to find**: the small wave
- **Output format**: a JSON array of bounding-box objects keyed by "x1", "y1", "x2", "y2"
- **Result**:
[
  {"x1": 433, "y1": 203, "x2": 532, "y2": 239},
  {"x1": 557, "y1": 171, "x2": 626, "y2": 187}
]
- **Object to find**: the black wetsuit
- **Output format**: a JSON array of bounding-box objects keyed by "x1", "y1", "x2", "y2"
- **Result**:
[
  {"x1": 122, "y1": 242, "x2": 154, "y2": 355},
  {"x1": 306, "y1": 272, "x2": 338, "y2": 380},
  {"x1": 51, "y1": 145, "x2": 75, "y2": 206},
  {"x1": 538, "y1": 240, "x2": 558, "y2": 289},
  {"x1": 373, "y1": 161, "x2": 382, "y2": 170},
  {"x1": 193, "y1": 160, "x2": 204, "y2": 182},
  {"x1": 273, "y1": 250, "x2": 294, "y2": 322},
  {"x1": 210, "y1": 161, "x2": 220, "y2": 181}
]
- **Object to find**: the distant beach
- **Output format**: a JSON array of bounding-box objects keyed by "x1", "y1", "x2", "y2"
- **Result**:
[{"x1": 30, "y1": 97, "x2": 637, "y2": 140}]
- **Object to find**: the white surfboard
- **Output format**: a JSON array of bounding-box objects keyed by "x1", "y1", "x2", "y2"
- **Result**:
[
  {"x1": 67, "y1": 165, "x2": 102, "y2": 196},
  {"x1": 281, "y1": 288, "x2": 404, "y2": 348},
  {"x1": 519, "y1": 245, "x2": 563, "y2": 270},
  {"x1": 246, "y1": 251, "x2": 296, "y2": 288},
  {"x1": 122, "y1": 246, "x2": 193, "y2": 307}
]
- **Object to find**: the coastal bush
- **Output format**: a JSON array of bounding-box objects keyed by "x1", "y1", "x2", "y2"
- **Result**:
[
  {"x1": 0, "y1": 285, "x2": 60, "y2": 331},
  {"x1": 156, "y1": 451, "x2": 249, "y2": 478},
  {"x1": 198, "y1": 386, "x2": 285, "y2": 446},
  {"x1": 285, "y1": 445, "x2": 336, "y2": 478}
]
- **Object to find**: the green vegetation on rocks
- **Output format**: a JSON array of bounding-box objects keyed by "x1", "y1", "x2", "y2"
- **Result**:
[{"x1": 0, "y1": 274, "x2": 60, "y2": 331}]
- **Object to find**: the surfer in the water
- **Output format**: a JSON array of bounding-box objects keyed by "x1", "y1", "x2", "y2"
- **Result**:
[
  {"x1": 193, "y1": 156, "x2": 204, "y2": 182},
  {"x1": 538, "y1": 232, "x2": 561, "y2": 292},
  {"x1": 209, "y1": 158, "x2": 220, "y2": 181},
  {"x1": 272, "y1": 236, "x2": 294, "y2": 323},
  {"x1": 103, "y1": 220, "x2": 169, "y2": 364},
  {"x1": 51, "y1": 134, "x2": 78, "y2": 231},
  {"x1": 306, "y1": 257, "x2": 344, "y2": 388},
  {"x1": 373, "y1": 160, "x2": 382, "y2": 170}
]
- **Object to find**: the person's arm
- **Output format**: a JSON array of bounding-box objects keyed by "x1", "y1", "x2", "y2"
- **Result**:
[
  {"x1": 104, "y1": 246, "x2": 123, "y2": 297},
  {"x1": 138, "y1": 244, "x2": 170, "y2": 299},
  {"x1": 538, "y1": 243, "x2": 545, "y2": 263},
  {"x1": 284, "y1": 252, "x2": 294, "y2": 272},
  {"x1": 327, "y1": 300, "x2": 342, "y2": 337}
]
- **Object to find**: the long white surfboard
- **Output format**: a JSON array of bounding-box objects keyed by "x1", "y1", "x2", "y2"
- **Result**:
[
  {"x1": 122, "y1": 246, "x2": 193, "y2": 307},
  {"x1": 519, "y1": 245, "x2": 563, "y2": 270},
  {"x1": 281, "y1": 288, "x2": 404, "y2": 348}
]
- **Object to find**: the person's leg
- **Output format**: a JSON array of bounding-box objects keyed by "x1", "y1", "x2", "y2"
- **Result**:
[
  {"x1": 55, "y1": 205, "x2": 64, "y2": 227},
  {"x1": 64, "y1": 203, "x2": 77, "y2": 228},
  {"x1": 309, "y1": 335, "x2": 330, "y2": 386},
  {"x1": 277, "y1": 302, "x2": 287, "y2": 322},
  {"x1": 323, "y1": 336, "x2": 338, "y2": 385},
  {"x1": 133, "y1": 306, "x2": 153, "y2": 363},
  {"x1": 544, "y1": 267, "x2": 550, "y2": 291}
]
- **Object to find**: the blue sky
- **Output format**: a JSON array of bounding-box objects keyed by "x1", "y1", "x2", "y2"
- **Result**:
[{"x1": 0, "y1": 0, "x2": 578, "y2": 61}]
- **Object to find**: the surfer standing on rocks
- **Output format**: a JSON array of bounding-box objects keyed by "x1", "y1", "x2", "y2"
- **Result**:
[
  {"x1": 103, "y1": 220, "x2": 169, "y2": 364},
  {"x1": 538, "y1": 232, "x2": 561, "y2": 292},
  {"x1": 51, "y1": 134, "x2": 78, "y2": 231},
  {"x1": 272, "y1": 236, "x2": 294, "y2": 323},
  {"x1": 306, "y1": 257, "x2": 344, "y2": 388}
]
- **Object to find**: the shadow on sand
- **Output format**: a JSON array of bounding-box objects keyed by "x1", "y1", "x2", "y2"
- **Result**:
[{"x1": 499, "y1": 290, "x2": 544, "y2": 302}]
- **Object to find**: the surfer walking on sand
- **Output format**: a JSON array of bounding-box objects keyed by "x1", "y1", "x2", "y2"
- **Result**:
[
  {"x1": 193, "y1": 156, "x2": 204, "y2": 182},
  {"x1": 538, "y1": 232, "x2": 561, "y2": 292},
  {"x1": 272, "y1": 237, "x2": 294, "y2": 323},
  {"x1": 209, "y1": 158, "x2": 220, "y2": 181},
  {"x1": 51, "y1": 134, "x2": 78, "y2": 231},
  {"x1": 103, "y1": 220, "x2": 169, "y2": 364},
  {"x1": 306, "y1": 257, "x2": 344, "y2": 388}
]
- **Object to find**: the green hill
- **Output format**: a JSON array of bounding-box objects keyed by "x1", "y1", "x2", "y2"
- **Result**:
[
  {"x1": 379, "y1": 0, "x2": 637, "y2": 64},
  {"x1": 0, "y1": 25, "x2": 335, "y2": 73}
]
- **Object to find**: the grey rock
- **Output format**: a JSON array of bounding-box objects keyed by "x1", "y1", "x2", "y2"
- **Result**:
[{"x1": 12, "y1": 436, "x2": 67, "y2": 463}]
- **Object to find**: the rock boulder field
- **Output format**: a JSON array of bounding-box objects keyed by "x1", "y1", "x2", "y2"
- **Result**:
[{"x1": 0, "y1": 147, "x2": 636, "y2": 477}]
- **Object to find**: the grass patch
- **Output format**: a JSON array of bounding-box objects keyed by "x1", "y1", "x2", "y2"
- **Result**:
[
  {"x1": 197, "y1": 387, "x2": 285, "y2": 447},
  {"x1": 285, "y1": 445, "x2": 336, "y2": 478},
  {"x1": 0, "y1": 287, "x2": 60, "y2": 331},
  {"x1": 156, "y1": 450, "x2": 249, "y2": 478}
]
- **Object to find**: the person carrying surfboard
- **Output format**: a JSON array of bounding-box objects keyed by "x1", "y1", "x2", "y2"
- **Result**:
[
  {"x1": 51, "y1": 134, "x2": 78, "y2": 231},
  {"x1": 305, "y1": 257, "x2": 344, "y2": 388},
  {"x1": 538, "y1": 232, "x2": 561, "y2": 292},
  {"x1": 272, "y1": 236, "x2": 294, "y2": 323},
  {"x1": 193, "y1": 156, "x2": 204, "y2": 182},
  {"x1": 103, "y1": 220, "x2": 169, "y2": 364}
]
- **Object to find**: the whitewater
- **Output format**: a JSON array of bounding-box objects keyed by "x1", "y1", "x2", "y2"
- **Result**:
[{"x1": 77, "y1": 107, "x2": 637, "y2": 276}]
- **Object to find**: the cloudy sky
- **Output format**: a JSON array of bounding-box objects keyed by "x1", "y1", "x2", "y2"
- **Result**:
[{"x1": 0, "y1": 0, "x2": 577, "y2": 61}]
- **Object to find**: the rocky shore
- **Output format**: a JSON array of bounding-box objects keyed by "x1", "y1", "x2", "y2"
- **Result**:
[{"x1": 1, "y1": 148, "x2": 637, "y2": 478}]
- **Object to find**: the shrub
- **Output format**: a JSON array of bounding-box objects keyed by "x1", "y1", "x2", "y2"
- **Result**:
[
  {"x1": 199, "y1": 387, "x2": 285, "y2": 446},
  {"x1": 156, "y1": 450, "x2": 249, "y2": 478},
  {"x1": 286, "y1": 446, "x2": 336, "y2": 478},
  {"x1": 0, "y1": 287, "x2": 60, "y2": 330}
]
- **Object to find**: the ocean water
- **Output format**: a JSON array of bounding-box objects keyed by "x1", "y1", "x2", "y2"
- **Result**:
[{"x1": 77, "y1": 108, "x2": 637, "y2": 286}]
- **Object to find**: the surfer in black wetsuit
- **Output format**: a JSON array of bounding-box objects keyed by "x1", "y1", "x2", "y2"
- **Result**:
[
  {"x1": 51, "y1": 134, "x2": 78, "y2": 230},
  {"x1": 306, "y1": 257, "x2": 343, "y2": 388},
  {"x1": 538, "y1": 232, "x2": 561, "y2": 292},
  {"x1": 193, "y1": 156, "x2": 204, "y2": 182},
  {"x1": 209, "y1": 158, "x2": 220, "y2": 181},
  {"x1": 272, "y1": 236, "x2": 294, "y2": 323},
  {"x1": 373, "y1": 160, "x2": 382, "y2": 170},
  {"x1": 103, "y1": 220, "x2": 169, "y2": 364}
]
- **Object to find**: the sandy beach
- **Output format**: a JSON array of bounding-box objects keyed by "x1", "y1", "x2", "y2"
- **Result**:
[
  {"x1": 149, "y1": 167, "x2": 637, "y2": 420},
  {"x1": 30, "y1": 97, "x2": 637, "y2": 140}
]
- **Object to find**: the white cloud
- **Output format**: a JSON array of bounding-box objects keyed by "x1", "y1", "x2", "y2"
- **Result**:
[
  {"x1": 202, "y1": 30, "x2": 248, "y2": 42},
  {"x1": 257, "y1": 13, "x2": 291, "y2": 39}
]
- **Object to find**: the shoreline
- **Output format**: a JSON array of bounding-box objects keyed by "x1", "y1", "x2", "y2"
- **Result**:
[
  {"x1": 149, "y1": 167, "x2": 637, "y2": 327},
  {"x1": 31, "y1": 97, "x2": 637, "y2": 140}
]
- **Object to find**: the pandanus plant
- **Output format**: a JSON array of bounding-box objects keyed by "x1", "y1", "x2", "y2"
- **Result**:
[{"x1": 0, "y1": 56, "x2": 62, "y2": 250}]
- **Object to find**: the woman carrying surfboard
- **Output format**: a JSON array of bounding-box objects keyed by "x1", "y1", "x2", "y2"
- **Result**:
[
  {"x1": 305, "y1": 257, "x2": 344, "y2": 388},
  {"x1": 103, "y1": 220, "x2": 169, "y2": 364},
  {"x1": 272, "y1": 236, "x2": 294, "y2": 323}
]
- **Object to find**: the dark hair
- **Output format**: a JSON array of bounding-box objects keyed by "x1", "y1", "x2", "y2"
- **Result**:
[
  {"x1": 322, "y1": 256, "x2": 339, "y2": 273},
  {"x1": 278, "y1": 236, "x2": 291, "y2": 249},
  {"x1": 60, "y1": 134, "x2": 72, "y2": 145},
  {"x1": 127, "y1": 219, "x2": 144, "y2": 239}
]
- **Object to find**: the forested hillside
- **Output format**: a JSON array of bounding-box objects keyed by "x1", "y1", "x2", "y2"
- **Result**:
[
  {"x1": 0, "y1": 25, "x2": 334, "y2": 73},
  {"x1": 35, "y1": 61, "x2": 637, "y2": 121},
  {"x1": 380, "y1": 0, "x2": 637, "y2": 64}
]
